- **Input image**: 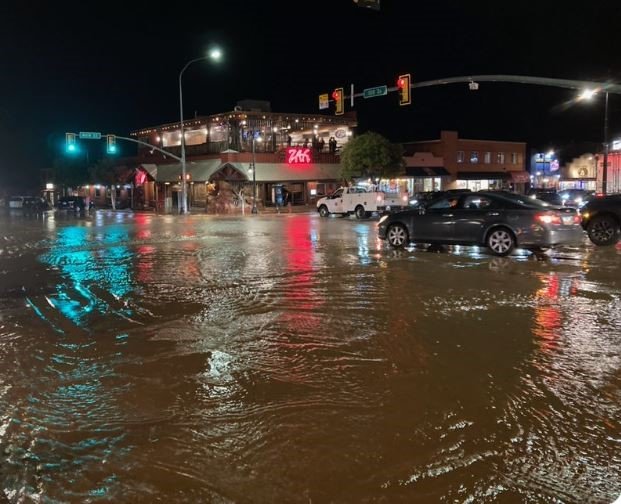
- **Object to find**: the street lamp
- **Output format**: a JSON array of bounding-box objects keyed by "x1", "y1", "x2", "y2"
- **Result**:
[
  {"x1": 251, "y1": 135, "x2": 263, "y2": 214},
  {"x1": 578, "y1": 88, "x2": 610, "y2": 194},
  {"x1": 178, "y1": 47, "x2": 223, "y2": 214}
]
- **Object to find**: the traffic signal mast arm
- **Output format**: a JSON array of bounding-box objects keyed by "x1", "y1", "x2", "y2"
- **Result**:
[
  {"x1": 64, "y1": 133, "x2": 183, "y2": 162},
  {"x1": 328, "y1": 75, "x2": 621, "y2": 104}
]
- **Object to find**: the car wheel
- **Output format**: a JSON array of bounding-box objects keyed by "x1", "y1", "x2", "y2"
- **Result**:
[
  {"x1": 386, "y1": 224, "x2": 408, "y2": 248},
  {"x1": 355, "y1": 205, "x2": 366, "y2": 219},
  {"x1": 486, "y1": 227, "x2": 515, "y2": 256},
  {"x1": 319, "y1": 205, "x2": 330, "y2": 218},
  {"x1": 587, "y1": 215, "x2": 620, "y2": 246}
]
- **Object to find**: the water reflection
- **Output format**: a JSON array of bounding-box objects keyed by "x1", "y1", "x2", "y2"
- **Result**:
[{"x1": 0, "y1": 213, "x2": 619, "y2": 502}]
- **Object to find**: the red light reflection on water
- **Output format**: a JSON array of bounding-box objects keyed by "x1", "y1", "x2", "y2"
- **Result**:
[
  {"x1": 136, "y1": 246, "x2": 155, "y2": 283},
  {"x1": 280, "y1": 216, "x2": 323, "y2": 329}
]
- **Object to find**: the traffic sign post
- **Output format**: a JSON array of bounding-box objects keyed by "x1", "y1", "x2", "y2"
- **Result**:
[
  {"x1": 79, "y1": 131, "x2": 102, "y2": 140},
  {"x1": 363, "y1": 85, "x2": 387, "y2": 99},
  {"x1": 319, "y1": 93, "x2": 329, "y2": 110}
]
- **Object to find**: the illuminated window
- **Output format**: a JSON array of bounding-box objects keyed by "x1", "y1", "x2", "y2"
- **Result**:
[
  {"x1": 484, "y1": 152, "x2": 491, "y2": 164},
  {"x1": 497, "y1": 152, "x2": 505, "y2": 164},
  {"x1": 457, "y1": 151, "x2": 465, "y2": 163},
  {"x1": 470, "y1": 151, "x2": 479, "y2": 163},
  {"x1": 511, "y1": 152, "x2": 518, "y2": 164}
]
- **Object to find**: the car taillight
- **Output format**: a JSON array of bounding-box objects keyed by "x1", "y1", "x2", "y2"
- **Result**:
[
  {"x1": 573, "y1": 214, "x2": 581, "y2": 224},
  {"x1": 535, "y1": 212, "x2": 561, "y2": 225}
]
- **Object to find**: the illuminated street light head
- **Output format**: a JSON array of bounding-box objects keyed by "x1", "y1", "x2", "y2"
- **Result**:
[
  {"x1": 208, "y1": 47, "x2": 223, "y2": 62},
  {"x1": 578, "y1": 89, "x2": 597, "y2": 101}
]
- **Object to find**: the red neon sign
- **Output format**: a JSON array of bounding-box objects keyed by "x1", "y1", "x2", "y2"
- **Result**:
[
  {"x1": 286, "y1": 147, "x2": 312, "y2": 164},
  {"x1": 135, "y1": 170, "x2": 147, "y2": 185}
]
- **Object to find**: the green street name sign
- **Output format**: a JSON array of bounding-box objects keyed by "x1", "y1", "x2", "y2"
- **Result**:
[
  {"x1": 363, "y1": 85, "x2": 387, "y2": 99},
  {"x1": 79, "y1": 131, "x2": 102, "y2": 140}
]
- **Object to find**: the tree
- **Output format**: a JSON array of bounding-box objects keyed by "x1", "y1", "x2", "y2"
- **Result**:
[
  {"x1": 339, "y1": 132, "x2": 404, "y2": 183},
  {"x1": 52, "y1": 156, "x2": 89, "y2": 191},
  {"x1": 89, "y1": 159, "x2": 133, "y2": 210}
]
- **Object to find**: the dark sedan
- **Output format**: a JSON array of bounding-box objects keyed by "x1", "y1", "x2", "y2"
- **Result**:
[
  {"x1": 580, "y1": 194, "x2": 621, "y2": 245},
  {"x1": 378, "y1": 191, "x2": 584, "y2": 256}
]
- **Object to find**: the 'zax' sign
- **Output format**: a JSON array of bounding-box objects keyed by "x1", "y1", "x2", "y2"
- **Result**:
[{"x1": 286, "y1": 147, "x2": 312, "y2": 164}]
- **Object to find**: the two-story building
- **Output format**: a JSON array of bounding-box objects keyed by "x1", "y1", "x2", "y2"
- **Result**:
[
  {"x1": 129, "y1": 100, "x2": 356, "y2": 211},
  {"x1": 402, "y1": 130, "x2": 529, "y2": 193}
]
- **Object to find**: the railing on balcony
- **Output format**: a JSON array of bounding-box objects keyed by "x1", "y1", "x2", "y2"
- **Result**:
[{"x1": 137, "y1": 142, "x2": 341, "y2": 164}]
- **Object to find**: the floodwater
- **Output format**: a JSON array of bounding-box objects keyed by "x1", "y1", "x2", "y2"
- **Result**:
[{"x1": 0, "y1": 210, "x2": 620, "y2": 503}]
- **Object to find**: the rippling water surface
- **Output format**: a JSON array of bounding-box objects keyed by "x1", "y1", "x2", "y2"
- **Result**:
[{"x1": 0, "y1": 210, "x2": 620, "y2": 503}]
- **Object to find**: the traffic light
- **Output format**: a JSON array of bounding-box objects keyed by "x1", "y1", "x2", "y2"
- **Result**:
[
  {"x1": 106, "y1": 134, "x2": 117, "y2": 154},
  {"x1": 65, "y1": 132, "x2": 77, "y2": 153},
  {"x1": 397, "y1": 74, "x2": 411, "y2": 106},
  {"x1": 332, "y1": 88, "x2": 344, "y2": 115}
]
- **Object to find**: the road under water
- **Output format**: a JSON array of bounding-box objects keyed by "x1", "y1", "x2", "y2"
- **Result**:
[{"x1": 0, "y1": 210, "x2": 620, "y2": 503}]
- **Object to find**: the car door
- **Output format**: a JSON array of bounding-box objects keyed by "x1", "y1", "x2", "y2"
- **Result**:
[
  {"x1": 412, "y1": 196, "x2": 459, "y2": 242},
  {"x1": 327, "y1": 188, "x2": 344, "y2": 213},
  {"x1": 453, "y1": 194, "x2": 499, "y2": 243}
]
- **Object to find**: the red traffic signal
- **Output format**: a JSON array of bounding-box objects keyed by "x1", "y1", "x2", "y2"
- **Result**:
[
  {"x1": 397, "y1": 74, "x2": 411, "y2": 106},
  {"x1": 332, "y1": 88, "x2": 344, "y2": 115}
]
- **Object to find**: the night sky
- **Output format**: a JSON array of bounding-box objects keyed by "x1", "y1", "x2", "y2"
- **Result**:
[{"x1": 1, "y1": 1, "x2": 619, "y2": 189}]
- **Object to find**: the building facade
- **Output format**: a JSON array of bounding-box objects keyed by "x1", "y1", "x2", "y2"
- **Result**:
[
  {"x1": 129, "y1": 102, "x2": 356, "y2": 211},
  {"x1": 559, "y1": 154, "x2": 598, "y2": 191},
  {"x1": 403, "y1": 130, "x2": 529, "y2": 193}
]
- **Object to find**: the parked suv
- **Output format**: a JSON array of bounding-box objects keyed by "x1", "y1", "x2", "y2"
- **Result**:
[
  {"x1": 527, "y1": 189, "x2": 563, "y2": 206},
  {"x1": 580, "y1": 194, "x2": 621, "y2": 246}
]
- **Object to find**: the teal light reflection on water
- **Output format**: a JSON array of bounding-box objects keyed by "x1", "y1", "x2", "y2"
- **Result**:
[{"x1": 38, "y1": 225, "x2": 135, "y2": 327}]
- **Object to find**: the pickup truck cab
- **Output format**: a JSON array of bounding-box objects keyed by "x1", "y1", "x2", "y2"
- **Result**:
[{"x1": 316, "y1": 186, "x2": 409, "y2": 219}]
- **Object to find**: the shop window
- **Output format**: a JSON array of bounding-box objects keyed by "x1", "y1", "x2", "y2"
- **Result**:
[
  {"x1": 470, "y1": 151, "x2": 479, "y2": 163},
  {"x1": 457, "y1": 151, "x2": 465, "y2": 163},
  {"x1": 484, "y1": 152, "x2": 491, "y2": 164}
]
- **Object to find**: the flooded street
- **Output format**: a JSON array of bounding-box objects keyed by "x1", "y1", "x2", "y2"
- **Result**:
[{"x1": 0, "y1": 210, "x2": 620, "y2": 503}]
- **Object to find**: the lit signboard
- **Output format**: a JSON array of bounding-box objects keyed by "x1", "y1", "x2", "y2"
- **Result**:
[
  {"x1": 612, "y1": 139, "x2": 621, "y2": 151},
  {"x1": 286, "y1": 147, "x2": 312, "y2": 164}
]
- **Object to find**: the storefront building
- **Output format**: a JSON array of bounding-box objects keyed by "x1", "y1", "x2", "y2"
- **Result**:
[
  {"x1": 530, "y1": 151, "x2": 561, "y2": 189},
  {"x1": 129, "y1": 101, "x2": 356, "y2": 211},
  {"x1": 402, "y1": 131, "x2": 529, "y2": 193},
  {"x1": 559, "y1": 154, "x2": 597, "y2": 191}
]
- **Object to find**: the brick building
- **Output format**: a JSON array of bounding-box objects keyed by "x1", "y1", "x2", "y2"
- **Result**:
[{"x1": 402, "y1": 130, "x2": 529, "y2": 193}]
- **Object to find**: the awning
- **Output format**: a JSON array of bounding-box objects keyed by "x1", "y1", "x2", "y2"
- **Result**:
[
  {"x1": 457, "y1": 171, "x2": 510, "y2": 180},
  {"x1": 140, "y1": 161, "x2": 342, "y2": 183},
  {"x1": 151, "y1": 159, "x2": 222, "y2": 182},
  {"x1": 427, "y1": 167, "x2": 450, "y2": 176},
  {"x1": 405, "y1": 167, "x2": 450, "y2": 177},
  {"x1": 510, "y1": 171, "x2": 530, "y2": 183},
  {"x1": 405, "y1": 167, "x2": 429, "y2": 177},
  {"x1": 139, "y1": 164, "x2": 158, "y2": 180}
]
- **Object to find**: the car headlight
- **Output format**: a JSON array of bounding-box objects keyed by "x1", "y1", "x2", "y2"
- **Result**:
[
  {"x1": 379, "y1": 215, "x2": 389, "y2": 225},
  {"x1": 409, "y1": 199, "x2": 418, "y2": 205}
]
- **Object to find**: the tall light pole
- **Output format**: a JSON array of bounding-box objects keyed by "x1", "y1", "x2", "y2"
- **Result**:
[
  {"x1": 251, "y1": 135, "x2": 262, "y2": 214},
  {"x1": 178, "y1": 47, "x2": 222, "y2": 214},
  {"x1": 578, "y1": 88, "x2": 610, "y2": 194},
  {"x1": 603, "y1": 91, "x2": 609, "y2": 195}
]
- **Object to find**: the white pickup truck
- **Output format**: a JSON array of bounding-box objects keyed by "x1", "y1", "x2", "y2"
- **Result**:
[{"x1": 316, "y1": 186, "x2": 409, "y2": 219}]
